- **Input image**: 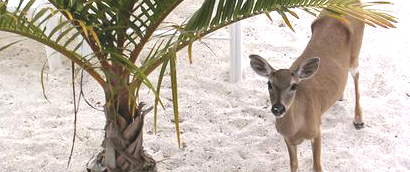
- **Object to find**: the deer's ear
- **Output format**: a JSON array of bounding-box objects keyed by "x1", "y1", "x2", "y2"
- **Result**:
[
  {"x1": 295, "y1": 57, "x2": 320, "y2": 80},
  {"x1": 249, "y1": 54, "x2": 275, "y2": 77}
]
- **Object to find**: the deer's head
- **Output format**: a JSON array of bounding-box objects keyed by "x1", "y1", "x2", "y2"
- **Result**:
[{"x1": 249, "y1": 54, "x2": 320, "y2": 118}]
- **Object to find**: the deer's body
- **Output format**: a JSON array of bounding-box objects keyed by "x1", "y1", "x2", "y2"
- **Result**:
[
  {"x1": 249, "y1": 7, "x2": 364, "y2": 172},
  {"x1": 278, "y1": 10, "x2": 365, "y2": 143}
]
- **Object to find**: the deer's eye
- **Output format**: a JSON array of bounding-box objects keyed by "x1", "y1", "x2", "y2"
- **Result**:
[
  {"x1": 290, "y1": 84, "x2": 298, "y2": 91},
  {"x1": 267, "y1": 82, "x2": 272, "y2": 89}
]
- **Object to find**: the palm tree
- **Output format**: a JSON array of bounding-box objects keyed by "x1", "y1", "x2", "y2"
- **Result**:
[{"x1": 0, "y1": 0, "x2": 396, "y2": 172}]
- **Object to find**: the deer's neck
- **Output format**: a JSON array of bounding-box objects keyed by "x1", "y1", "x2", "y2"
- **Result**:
[
  {"x1": 275, "y1": 91, "x2": 308, "y2": 138},
  {"x1": 275, "y1": 106, "x2": 298, "y2": 137}
]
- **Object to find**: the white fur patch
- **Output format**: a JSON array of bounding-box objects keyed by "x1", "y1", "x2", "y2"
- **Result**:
[{"x1": 350, "y1": 67, "x2": 359, "y2": 76}]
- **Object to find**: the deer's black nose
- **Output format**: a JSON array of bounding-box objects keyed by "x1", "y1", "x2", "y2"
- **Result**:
[{"x1": 271, "y1": 104, "x2": 285, "y2": 116}]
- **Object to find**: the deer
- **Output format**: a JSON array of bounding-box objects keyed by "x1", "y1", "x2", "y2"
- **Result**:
[{"x1": 249, "y1": 6, "x2": 365, "y2": 172}]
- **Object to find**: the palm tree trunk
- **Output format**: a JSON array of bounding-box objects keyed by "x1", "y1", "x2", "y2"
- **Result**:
[{"x1": 87, "y1": 88, "x2": 156, "y2": 172}]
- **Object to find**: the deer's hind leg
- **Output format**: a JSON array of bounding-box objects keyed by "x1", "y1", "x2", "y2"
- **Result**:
[{"x1": 350, "y1": 52, "x2": 364, "y2": 130}]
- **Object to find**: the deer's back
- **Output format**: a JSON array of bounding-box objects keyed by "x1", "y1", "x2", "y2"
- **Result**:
[{"x1": 292, "y1": 13, "x2": 364, "y2": 114}]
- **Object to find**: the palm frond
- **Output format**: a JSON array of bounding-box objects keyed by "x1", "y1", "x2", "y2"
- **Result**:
[
  {"x1": 141, "y1": 0, "x2": 396, "y2": 80},
  {"x1": 47, "y1": 0, "x2": 185, "y2": 64},
  {"x1": 0, "y1": 1, "x2": 106, "y2": 87},
  {"x1": 154, "y1": 57, "x2": 169, "y2": 134},
  {"x1": 168, "y1": 47, "x2": 181, "y2": 148},
  {"x1": 179, "y1": 0, "x2": 397, "y2": 43},
  {"x1": 128, "y1": 0, "x2": 184, "y2": 62}
]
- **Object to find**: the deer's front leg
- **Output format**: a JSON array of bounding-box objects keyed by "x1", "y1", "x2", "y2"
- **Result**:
[
  {"x1": 284, "y1": 138, "x2": 298, "y2": 172},
  {"x1": 312, "y1": 135, "x2": 322, "y2": 172}
]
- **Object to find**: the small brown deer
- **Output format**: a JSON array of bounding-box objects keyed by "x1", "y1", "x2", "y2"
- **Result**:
[{"x1": 249, "y1": 8, "x2": 365, "y2": 172}]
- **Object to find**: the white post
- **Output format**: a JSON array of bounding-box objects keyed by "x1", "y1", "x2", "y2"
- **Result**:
[
  {"x1": 27, "y1": 0, "x2": 63, "y2": 71},
  {"x1": 8, "y1": 1, "x2": 62, "y2": 71},
  {"x1": 229, "y1": 22, "x2": 242, "y2": 82}
]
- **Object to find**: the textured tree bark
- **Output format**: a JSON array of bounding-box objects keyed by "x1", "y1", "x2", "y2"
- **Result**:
[{"x1": 86, "y1": 93, "x2": 156, "y2": 172}]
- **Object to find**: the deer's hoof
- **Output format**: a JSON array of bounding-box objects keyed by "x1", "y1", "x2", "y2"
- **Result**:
[{"x1": 353, "y1": 122, "x2": 364, "y2": 130}]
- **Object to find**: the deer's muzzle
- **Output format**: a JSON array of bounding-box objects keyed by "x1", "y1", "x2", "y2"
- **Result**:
[{"x1": 271, "y1": 104, "x2": 286, "y2": 117}]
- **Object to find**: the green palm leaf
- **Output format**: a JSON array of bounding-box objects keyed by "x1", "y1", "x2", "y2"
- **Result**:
[
  {"x1": 179, "y1": 0, "x2": 396, "y2": 43},
  {"x1": 0, "y1": 15, "x2": 105, "y2": 87}
]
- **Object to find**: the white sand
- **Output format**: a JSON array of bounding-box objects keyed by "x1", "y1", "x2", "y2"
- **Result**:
[{"x1": 1, "y1": 1, "x2": 409, "y2": 171}]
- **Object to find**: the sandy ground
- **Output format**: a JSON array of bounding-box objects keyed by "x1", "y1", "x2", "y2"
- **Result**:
[{"x1": 1, "y1": 1, "x2": 410, "y2": 172}]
